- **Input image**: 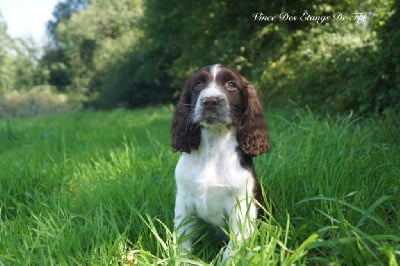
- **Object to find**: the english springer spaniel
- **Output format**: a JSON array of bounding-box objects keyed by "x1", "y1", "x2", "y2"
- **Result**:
[{"x1": 171, "y1": 64, "x2": 269, "y2": 261}]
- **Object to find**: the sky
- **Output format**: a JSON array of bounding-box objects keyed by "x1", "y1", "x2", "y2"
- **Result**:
[{"x1": 0, "y1": 0, "x2": 60, "y2": 44}]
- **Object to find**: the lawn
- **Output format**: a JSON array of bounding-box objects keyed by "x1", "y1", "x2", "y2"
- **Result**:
[{"x1": 0, "y1": 106, "x2": 399, "y2": 265}]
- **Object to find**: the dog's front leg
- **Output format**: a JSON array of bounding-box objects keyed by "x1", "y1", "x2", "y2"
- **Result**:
[
  {"x1": 222, "y1": 200, "x2": 258, "y2": 261},
  {"x1": 174, "y1": 193, "x2": 195, "y2": 254}
]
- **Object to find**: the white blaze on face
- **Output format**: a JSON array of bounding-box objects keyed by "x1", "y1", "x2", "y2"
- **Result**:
[
  {"x1": 201, "y1": 64, "x2": 221, "y2": 98},
  {"x1": 210, "y1": 64, "x2": 221, "y2": 81}
]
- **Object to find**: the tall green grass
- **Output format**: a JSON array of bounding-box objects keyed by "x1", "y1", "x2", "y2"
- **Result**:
[{"x1": 0, "y1": 106, "x2": 399, "y2": 265}]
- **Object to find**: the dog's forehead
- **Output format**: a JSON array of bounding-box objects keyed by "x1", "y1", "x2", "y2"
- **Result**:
[
  {"x1": 210, "y1": 64, "x2": 220, "y2": 80},
  {"x1": 211, "y1": 64, "x2": 237, "y2": 76}
]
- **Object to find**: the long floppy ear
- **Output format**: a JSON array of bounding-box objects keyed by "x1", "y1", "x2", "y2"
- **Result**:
[
  {"x1": 171, "y1": 82, "x2": 201, "y2": 153},
  {"x1": 237, "y1": 82, "x2": 270, "y2": 156}
]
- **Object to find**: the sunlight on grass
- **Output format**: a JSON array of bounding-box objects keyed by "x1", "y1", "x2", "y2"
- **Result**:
[{"x1": 0, "y1": 106, "x2": 399, "y2": 265}]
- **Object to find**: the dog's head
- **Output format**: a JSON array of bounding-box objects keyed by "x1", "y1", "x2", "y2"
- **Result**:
[{"x1": 171, "y1": 64, "x2": 269, "y2": 156}]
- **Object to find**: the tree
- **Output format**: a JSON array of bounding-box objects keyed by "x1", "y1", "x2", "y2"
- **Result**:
[
  {"x1": 47, "y1": 0, "x2": 87, "y2": 38},
  {"x1": 41, "y1": 0, "x2": 144, "y2": 105},
  {"x1": 0, "y1": 13, "x2": 14, "y2": 92},
  {"x1": 375, "y1": 0, "x2": 400, "y2": 113},
  {"x1": 38, "y1": 0, "x2": 399, "y2": 114},
  {"x1": 0, "y1": 13, "x2": 39, "y2": 92}
]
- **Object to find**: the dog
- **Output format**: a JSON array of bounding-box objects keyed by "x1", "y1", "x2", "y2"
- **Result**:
[{"x1": 171, "y1": 64, "x2": 269, "y2": 261}]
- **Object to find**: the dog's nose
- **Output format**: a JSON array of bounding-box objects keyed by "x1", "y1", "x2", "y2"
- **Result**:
[{"x1": 201, "y1": 96, "x2": 223, "y2": 107}]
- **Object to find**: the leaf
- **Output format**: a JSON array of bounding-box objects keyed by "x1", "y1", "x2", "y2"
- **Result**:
[
  {"x1": 284, "y1": 233, "x2": 318, "y2": 266},
  {"x1": 356, "y1": 195, "x2": 391, "y2": 227}
]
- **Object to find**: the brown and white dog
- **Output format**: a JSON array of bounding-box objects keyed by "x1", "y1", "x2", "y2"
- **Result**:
[{"x1": 171, "y1": 64, "x2": 269, "y2": 260}]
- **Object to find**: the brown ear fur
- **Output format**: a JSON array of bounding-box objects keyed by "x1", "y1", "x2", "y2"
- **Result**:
[
  {"x1": 171, "y1": 82, "x2": 201, "y2": 153},
  {"x1": 237, "y1": 82, "x2": 270, "y2": 156}
]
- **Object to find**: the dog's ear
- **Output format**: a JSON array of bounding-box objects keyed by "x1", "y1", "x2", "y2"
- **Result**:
[
  {"x1": 237, "y1": 82, "x2": 270, "y2": 156},
  {"x1": 171, "y1": 80, "x2": 201, "y2": 153}
]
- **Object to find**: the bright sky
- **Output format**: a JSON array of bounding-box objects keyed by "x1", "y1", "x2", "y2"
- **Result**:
[{"x1": 0, "y1": 0, "x2": 60, "y2": 44}]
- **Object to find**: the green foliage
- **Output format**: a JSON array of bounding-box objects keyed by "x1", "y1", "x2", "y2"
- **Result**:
[
  {"x1": 0, "y1": 14, "x2": 41, "y2": 93},
  {"x1": 46, "y1": 0, "x2": 88, "y2": 36},
  {"x1": 0, "y1": 107, "x2": 399, "y2": 264},
  {"x1": 259, "y1": 26, "x2": 379, "y2": 112},
  {"x1": 3, "y1": 0, "x2": 398, "y2": 115},
  {"x1": 136, "y1": 0, "x2": 400, "y2": 116},
  {"x1": 40, "y1": 0, "x2": 145, "y2": 106},
  {"x1": 0, "y1": 85, "x2": 76, "y2": 119},
  {"x1": 257, "y1": 0, "x2": 399, "y2": 115},
  {"x1": 376, "y1": 0, "x2": 400, "y2": 114}
]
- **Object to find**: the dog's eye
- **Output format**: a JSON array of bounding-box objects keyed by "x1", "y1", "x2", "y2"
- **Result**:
[
  {"x1": 194, "y1": 82, "x2": 204, "y2": 91},
  {"x1": 226, "y1": 81, "x2": 237, "y2": 91}
]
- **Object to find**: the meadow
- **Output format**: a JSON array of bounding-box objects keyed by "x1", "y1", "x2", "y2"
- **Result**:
[{"x1": 0, "y1": 106, "x2": 399, "y2": 265}]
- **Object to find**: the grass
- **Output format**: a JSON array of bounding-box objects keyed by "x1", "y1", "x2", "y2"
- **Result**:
[{"x1": 0, "y1": 106, "x2": 399, "y2": 265}]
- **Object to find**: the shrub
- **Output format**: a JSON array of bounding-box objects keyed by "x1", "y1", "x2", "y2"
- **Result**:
[
  {"x1": 0, "y1": 86, "x2": 78, "y2": 118},
  {"x1": 258, "y1": 0, "x2": 400, "y2": 116}
]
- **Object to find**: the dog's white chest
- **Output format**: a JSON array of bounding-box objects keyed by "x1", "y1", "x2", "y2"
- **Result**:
[{"x1": 175, "y1": 131, "x2": 254, "y2": 226}]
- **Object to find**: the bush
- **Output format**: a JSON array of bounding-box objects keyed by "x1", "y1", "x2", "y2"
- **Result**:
[
  {"x1": 259, "y1": 0, "x2": 400, "y2": 116},
  {"x1": 35, "y1": 0, "x2": 400, "y2": 116},
  {"x1": 0, "y1": 86, "x2": 78, "y2": 119}
]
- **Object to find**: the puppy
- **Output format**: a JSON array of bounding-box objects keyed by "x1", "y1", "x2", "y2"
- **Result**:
[{"x1": 171, "y1": 64, "x2": 269, "y2": 260}]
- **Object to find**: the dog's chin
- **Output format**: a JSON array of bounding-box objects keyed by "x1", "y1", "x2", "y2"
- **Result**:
[{"x1": 198, "y1": 116, "x2": 232, "y2": 128}]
